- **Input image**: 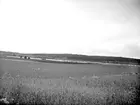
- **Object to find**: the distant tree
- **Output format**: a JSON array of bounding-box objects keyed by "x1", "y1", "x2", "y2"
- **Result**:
[
  {"x1": 27, "y1": 56, "x2": 30, "y2": 59},
  {"x1": 20, "y1": 56, "x2": 23, "y2": 59},
  {"x1": 24, "y1": 56, "x2": 27, "y2": 59},
  {"x1": 24, "y1": 56, "x2": 30, "y2": 59}
]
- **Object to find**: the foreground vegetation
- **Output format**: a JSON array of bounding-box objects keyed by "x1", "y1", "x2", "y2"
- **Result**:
[{"x1": 0, "y1": 72, "x2": 139, "y2": 105}]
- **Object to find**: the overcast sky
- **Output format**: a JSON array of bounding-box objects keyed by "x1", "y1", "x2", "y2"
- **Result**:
[{"x1": 0, "y1": 0, "x2": 140, "y2": 59}]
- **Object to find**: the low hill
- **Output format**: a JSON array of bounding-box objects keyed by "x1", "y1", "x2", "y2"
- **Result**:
[{"x1": 0, "y1": 51, "x2": 139, "y2": 65}]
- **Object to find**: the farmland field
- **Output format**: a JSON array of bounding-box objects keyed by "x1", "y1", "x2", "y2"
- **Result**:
[
  {"x1": 0, "y1": 58, "x2": 139, "y2": 79},
  {"x1": 0, "y1": 58, "x2": 140, "y2": 105}
]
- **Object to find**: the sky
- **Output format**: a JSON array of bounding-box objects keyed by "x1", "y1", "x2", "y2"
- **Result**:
[{"x1": 0, "y1": 0, "x2": 140, "y2": 59}]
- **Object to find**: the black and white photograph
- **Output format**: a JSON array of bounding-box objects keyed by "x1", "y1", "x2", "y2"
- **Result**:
[{"x1": 0, "y1": 0, "x2": 140, "y2": 105}]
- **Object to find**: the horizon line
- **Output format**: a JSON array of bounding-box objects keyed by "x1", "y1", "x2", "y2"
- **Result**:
[{"x1": 0, "y1": 50, "x2": 140, "y2": 60}]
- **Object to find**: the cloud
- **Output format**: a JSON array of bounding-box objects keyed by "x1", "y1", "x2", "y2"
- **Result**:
[
  {"x1": 0, "y1": 0, "x2": 140, "y2": 59},
  {"x1": 87, "y1": 49, "x2": 120, "y2": 57},
  {"x1": 66, "y1": 0, "x2": 140, "y2": 23},
  {"x1": 86, "y1": 44, "x2": 140, "y2": 59},
  {"x1": 121, "y1": 44, "x2": 140, "y2": 59}
]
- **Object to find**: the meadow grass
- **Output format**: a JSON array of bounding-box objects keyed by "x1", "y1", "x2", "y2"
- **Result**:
[{"x1": 0, "y1": 72, "x2": 139, "y2": 105}]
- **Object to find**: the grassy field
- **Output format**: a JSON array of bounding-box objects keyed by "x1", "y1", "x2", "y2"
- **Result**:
[
  {"x1": 0, "y1": 58, "x2": 139, "y2": 105},
  {"x1": 0, "y1": 72, "x2": 139, "y2": 105},
  {"x1": 0, "y1": 58, "x2": 139, "y2": 78}
]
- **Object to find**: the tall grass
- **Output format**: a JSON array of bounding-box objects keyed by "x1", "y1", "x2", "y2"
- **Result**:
[{"x1": 0, "y1": 72, "x2": 139, "y2": 105}]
